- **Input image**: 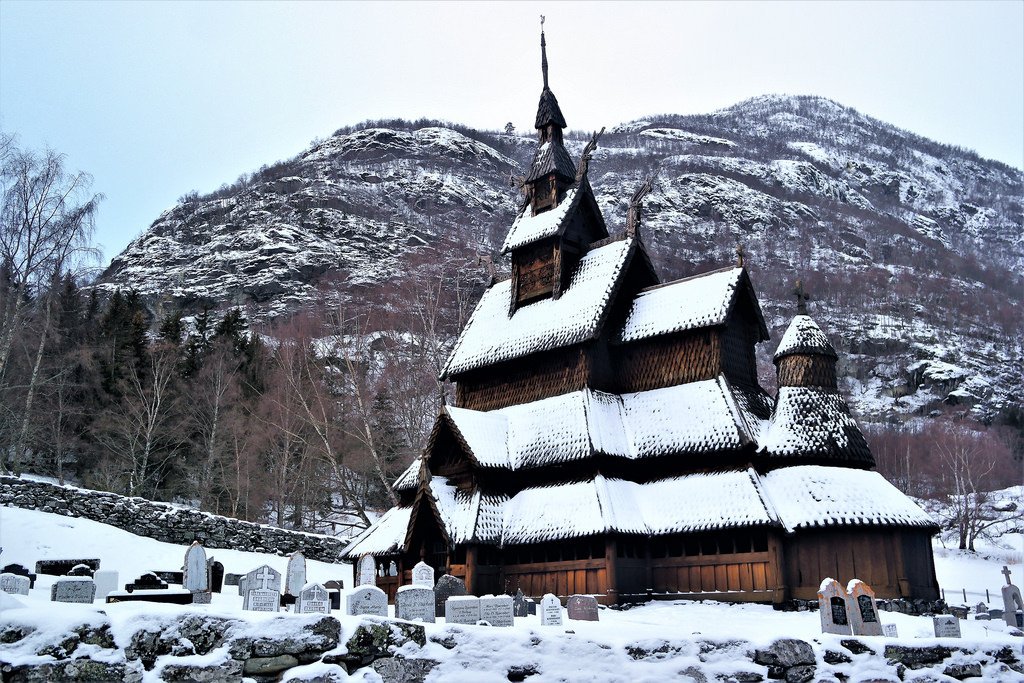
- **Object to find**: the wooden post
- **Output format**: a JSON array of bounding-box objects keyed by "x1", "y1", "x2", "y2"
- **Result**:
[
  {"x1": 767, "y1": 532, "x2": 788, "y2": 605},
  {"x1": 604, "y1": 537, "x2": 618, "y2": 605},
  {"x1": 465, "y1": 545, "x2": 478, "y2": 595}
]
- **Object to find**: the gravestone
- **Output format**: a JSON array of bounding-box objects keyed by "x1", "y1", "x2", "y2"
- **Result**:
[
  {"x1": 975, "y1": 612, "x2": 991, "y2": 621},
  {"x1": 989, "y1": 608, "x2": 1004, "y2": 620},
  {"x1": 67, "y1": 563, "x2": 94, "y2": 578},
  {"x1": 847, "y1": 579, "x2": 882, "y2": 637},
  {"x1": 224, "y1": 573, "x2": 242, "y2": 587},
  {"x1": 932, "y1": 615, "x2": 961, "y2": 638},
  {"x1": 0, "y1": 573, "x2": 30, "y2": 595},
  {"x1": 411, "y1": 561, "x2": 434, "y2": 587},
  {"x1": 346, "y1": 585, "x2": 387, "y2": 617},
  {"x1": 1000, "y1": 565, "x2": 1024, "y2": 628},
  {"x1": 325, "y1": 580, "x2": 343, "y2": 611},
  {"x1": 183, "y1": 542, "x2": 211, "y2": 604},
  {"x1": 882, "y1": 623, "x2": 898, "y2": 637},
  {"x1": 209, "y1": 560, "x2": 224, "y2": 593},
  {"x1": 285, "y1": 551, "x2": 307, "y2": 597},
  {"x1": 93, "y1": 570, "x2": 119, "y2": 600},
  {"x1": 51, "y1": 577, "x2": 96, "y2": 603},
  {"x1": 817, "y1": 578, "x2": 852, "y2": 635},
  {"x1": 566, "y1": 594, "x2": 599, "y2": 621},
  {"x1": 2, "y1": 564, "x2": 36, "y2": 589},
  {"x1": 479, "y1": 594, "x2": 514, "y2": 627},
  {"x1": 434, "y1": 574, "x2": 467, "y2": 615},
  {"x1": 126, "y1": 572, "x2": 167, "y2": 592},
  {"x1": 237, "y1": 576, "x2": 247, "y2": 596},
  {"x1": 356, "y1": 554, "x2": 376, "y2": 587},
  {"x1": 540, "y1": 593, "x2": 562, "y2": 626},
  {"x1": 527, "y1": 598, "x2": 537, "y2": 615},
  {"x1": 35, "y1": 559, "x2": 99, "y2": 576},
  {"x1": 949, "y1": 605, "x2": 969, "y2": 620},
  {"x1": 513, "y1": 589, "x2": 529, "y2": 617},
  {"x1": 153, "y1": 571, "x2": 184, "y2": 585},
  {"x1": 975, "y1": 601, "x2": 988, "y2": 615},
  {"x1": 242, "y1": 565, "x2": 281, "y2": 612},
  {"x1": 445, "y1": 595, "x2": 481, "y2": 625},
  {"x1": 395, "y1": 585, "x2": 435, "y2": 623},
  {"x1": 295, "y1": 583, "x2": 331, "y2": 614}
]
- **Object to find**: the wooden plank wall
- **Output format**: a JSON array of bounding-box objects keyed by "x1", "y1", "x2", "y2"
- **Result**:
[
  {"x1": 776, "y1": 355, "x2": 837, "y2": 389},
  {"x1": 456, "y1": 347, "x2": 590, "y2": 411},
  {"x1": 501, "y1": 559, "x2": 610, "y2": 604},
  {"x1": 614, "y1": 330, "x2": 721, "y2": 393},
  {"x1": 650, "y1": 552, "x2": 773, "y2": 595}
]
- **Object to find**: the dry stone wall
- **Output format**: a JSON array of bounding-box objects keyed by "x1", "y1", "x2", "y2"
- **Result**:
[{"x1": 0, "y1": 476, "x2": 347, "y2": 562}]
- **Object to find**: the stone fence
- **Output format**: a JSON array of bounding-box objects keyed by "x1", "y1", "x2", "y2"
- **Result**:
[{"x1": 0, "y1": 476, "x2": 349, "y2": 563}]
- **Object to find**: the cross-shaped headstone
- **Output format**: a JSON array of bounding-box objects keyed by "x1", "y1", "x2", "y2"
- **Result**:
[
  {"x1": 793, "y1": 279, "x2": 810, "y2": 314},
  {"x1": 735, "y1": 243, "x2": 746, "y2": 268},
  {"x1": 1003, "y1": 566, "x2": 1012, "y2": 585},
  {"x1": 253, "y1": 567, "x2": 276, "y2": 591}
]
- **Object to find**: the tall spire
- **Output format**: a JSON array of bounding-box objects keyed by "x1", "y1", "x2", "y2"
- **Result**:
[{"x1": 541, "y1": 15, "x2": 549, "y2": 89}]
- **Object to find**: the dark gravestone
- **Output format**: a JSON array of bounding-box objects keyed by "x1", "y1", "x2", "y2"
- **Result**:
[
  {"x1": 527, "y1": 598, "x2": 537, "y2": 616},
  {"x1": 513, "y1": 589, "x2": 529, "y2": 618},
  {"x1": 434, "y1": 574, "x2": 467, "y2": 615},
  {"x1": 209, "y1": 561, "x2": 224, "y2": 593},
  {"x1": 154, "y1": 571, "x2": 184, "y2": 585},
  {"x1": 106, "y1": 589, "x2": 193, "y2": 605},
  {"x1": 67, "y1": 564, "x2": 94, "y2": 578},
  {"x1": 36, "y1": 559, "x2": 100, "y2": 576},
  {"x1": 566, "y1": 594, "x2": 599, "y2": 621},
  {"x1": 324, "y1": 580, "x2": 343, "y2": 611},
  {"x1": 2, "y1": 564, "x2": 36, "y2": 589},
  {"x1": 126, "y1": 572, "x2": 168, "y2": 593},
  {"x1": 224, "y1": 573, "x2": 242, "y2": 586}
]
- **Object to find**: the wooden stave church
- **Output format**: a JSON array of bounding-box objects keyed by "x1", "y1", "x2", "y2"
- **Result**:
[{"x1": 343, "y1": 30, "x2": 940, "y2": 606}]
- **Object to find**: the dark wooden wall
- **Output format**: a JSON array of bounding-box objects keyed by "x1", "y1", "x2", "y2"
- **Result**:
[
  {"x1": 777, "y1": 354, "x2": 837, "y2": 389},
  {"x1": 613, "y1": 329, "x2": 721, "y2": 393},
  {"x1": 456, "y1": 346, "x2": 590, "y2": 411},
  {"x1": 513, "y1": 239, "x2": 556, "y2": 305}
]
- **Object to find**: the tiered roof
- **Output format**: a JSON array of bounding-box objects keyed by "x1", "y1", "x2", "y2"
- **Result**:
[
  {"x1": 760, "y1": 386, "x2": 873, "y2": 464},
  {"x1": 774, "y1": 314, "x2": 836, "y2": 359}
]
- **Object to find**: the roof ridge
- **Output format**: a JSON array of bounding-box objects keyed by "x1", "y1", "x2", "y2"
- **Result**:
[{"x1": 637, "y1": 265, "x2": 741, "y2": 294}]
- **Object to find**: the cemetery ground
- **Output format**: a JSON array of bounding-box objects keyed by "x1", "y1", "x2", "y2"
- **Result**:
[{"x1": 1, "y1": 505, "x2": 1022, "y2": 682}]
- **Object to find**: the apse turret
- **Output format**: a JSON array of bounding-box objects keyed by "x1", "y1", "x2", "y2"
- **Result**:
[{"x1": 773, "y1": 280, "x2": 838, "y2": 389}]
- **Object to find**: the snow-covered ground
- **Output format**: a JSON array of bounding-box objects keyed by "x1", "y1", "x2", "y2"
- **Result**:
[{"x1": 1, "y1": 505, "x2": 1022, "y2": 682}]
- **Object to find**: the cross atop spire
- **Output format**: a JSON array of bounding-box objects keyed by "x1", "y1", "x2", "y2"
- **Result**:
[
  {"x1": 541, "y1": 15, "x2": 549, "y2": 89},
  {"x1": 793, "y1": 279, "x2": 810, "y2": 314},
  {"x1": 736, "y1": 243, "x2": 746, "y2": 268}
]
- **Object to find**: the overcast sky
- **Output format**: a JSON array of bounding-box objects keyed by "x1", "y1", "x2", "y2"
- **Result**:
[{"x1": 2, "y1": 1, "x2": 1021, "y2": 267}]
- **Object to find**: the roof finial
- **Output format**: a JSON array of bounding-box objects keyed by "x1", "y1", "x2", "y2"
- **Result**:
[
  {"x1": 627, "y1": 176, "x2": 654, "y2": 238},
  {"x1": 735, "y1": 243, "x2": 746, "y2": 268},
  {"x1": 793, "y1": 279, "x2": 810, "y2": 314},
  {"x1": 540, "y1": 15, "x2": 549, "y2": 89}
]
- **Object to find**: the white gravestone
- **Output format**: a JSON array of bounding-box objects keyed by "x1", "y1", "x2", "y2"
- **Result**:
[
  {"x1": 479, "y1": 594, "x2": 514, "y2": 627},
  {"x1": 817, "y1": 578, "x2": 852, "y2": 635},
  {"x1": 183, "y1": 542, "x2": 211, "y2": 604},
  {"x1": 932, "y1": 615, "x2": 961, "y2": 638},
  {"x1": 296, "y1": 583, "x2": 331, "y2": 614},
  {"x1": 846, "y1": 579, "x2": 883, "y2": 637},
  {"x1": 51, "y1": 577, "x2": 96, "y2": 603},
  {"x1": 356, "y1": 555, "x2": 376, "y2": 587},
  {"x1": 445, "y1": 595, "x2": 481, "y2": 625},
  {"x1": 411, "y1": 561, "x2": 434, "y2": 587},
  {"x1": 395, "y1": 585, "x2": 435, "y2": 623},
  {"x1": 242, "y1": 565, "x2": 281, "y2": 612},
  {"x1": 285, "y1": 551, "x2": 307, "y2": 597},
  {"x1": 346, "y1": 585, "x2": 388, "y2": 617},
  {"x1": 540, "y1": 593, "x2": 562, "y2": 626},
  {"x1": 93, "y1": 570, "x2": 119, "y2": 600},
  {"x1": 1000, "y1": 565, "x2": 1024, "y2": 628},
  {"x1": 882, "y1": 623, "x2": 898, "y2": 637},
  {"x1": 0, "y1": 573, "x2": 29, "y2": 595}
]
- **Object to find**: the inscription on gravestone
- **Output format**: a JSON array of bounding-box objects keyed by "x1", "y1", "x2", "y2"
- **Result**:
[
  {"x1": 2, "y1": 564, "x2": 36, "y2": 589},
  {"x1": 540, "y1": 593, "x2": 562, "y2": 626},
  {"x1": 882, "y1": 623, "x2": 898, "y2": 637},
  {"x1": 847, "y1": 579, "x2": 882, "y2": 637},
  {"x1": 0, "y1": 573, "x2": 30, "y2": 595},
  {"x1": 51, "y1": 577, "x2": 96, "y2": 603},
  {"x1": 817, "y1": 578, "x2": 852, "y2": 635},
  {"x1": 244, "y1": 589, "x2": 280, "y2": 612},
  {"x1": 242, "y1": 565, "x2": 281, "y2": 612},
  {"x1": 412, "y1": 561, "x2": 434, "y2": 587},
  {"x1": 479, "y1": 594, "x2": 514, "y2": 627},
  {"x1": 567, "y1": 594, "x2": 599, "y2": 621},
  {"x1": 445, "y1": 595, "x2": 481, "y2": 625},
  {"x1": 395, "y1": 585, "x2": 435, "y2": 623},
  {"x1": 932, "y1": 615, "x2": 961, "y2": 638}
]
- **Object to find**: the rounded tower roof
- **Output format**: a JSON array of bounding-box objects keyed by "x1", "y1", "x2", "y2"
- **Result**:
[{"x1": 773, "y1": 314, "x2": 837, "y2": 362}]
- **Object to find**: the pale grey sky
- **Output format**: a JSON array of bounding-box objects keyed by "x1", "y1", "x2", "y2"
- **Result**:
[{"x1": 2, "y1": 1, "x2": 1021, "y2": 266}]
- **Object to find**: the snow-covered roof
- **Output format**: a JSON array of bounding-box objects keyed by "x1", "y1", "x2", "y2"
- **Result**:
[
  {"x1": 774, "y1": 314, "x2": 837, "y2": 360},
  {"x1": 620, "y1": 267, "x2": 748, "y2": 342},
  {"x1": 525, "y1": 138, "x2": 575, "y2": 183},
  {"x1": 442, "y1": 238, "x2": 635, "y2": 378},
  {"x1": 392, "y1": 459, "x2": 421, "y2": 492},
  {"x1": 342, "y1": 505, "x2": 412, "y2": 557},
  {"x1": 761, "y1": 466, "x2": 935, "y2": 532},
  {"x1": 430, "y1": 376, "x2": 759, "y2": 472},
  {"x1": 501, "y1": 185, "x2": 581, "y2": 253},
  {"x1": 759, "y1": 386, "x2": 873, "y2": 465}
]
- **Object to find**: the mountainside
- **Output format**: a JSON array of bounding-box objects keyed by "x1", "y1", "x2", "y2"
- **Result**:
[{"x1": 97, "y1": 94, "x2": 1024, "y2": 431}]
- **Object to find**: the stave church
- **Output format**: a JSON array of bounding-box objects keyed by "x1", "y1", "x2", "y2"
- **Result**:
[{"x1": 343, "y1": 28, "x2": 940, "y2": 606}]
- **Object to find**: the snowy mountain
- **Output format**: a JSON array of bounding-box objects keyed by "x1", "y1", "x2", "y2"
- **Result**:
[{"x1": 96, "y1": 95, "x2": 1023, "y2": 429}]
